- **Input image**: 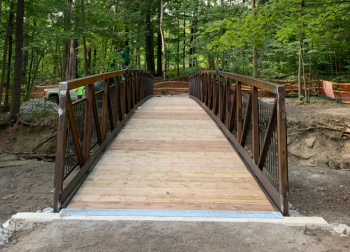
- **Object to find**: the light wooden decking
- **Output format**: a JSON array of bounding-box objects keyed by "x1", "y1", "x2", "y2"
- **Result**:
[{"x1": 68, "y1": 97, "x2": 275, "y2": 212}]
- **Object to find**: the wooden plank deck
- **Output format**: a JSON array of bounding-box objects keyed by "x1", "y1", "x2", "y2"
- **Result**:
[{"x1": 68, "y1": 97, "x2": 275, "y2": 212}]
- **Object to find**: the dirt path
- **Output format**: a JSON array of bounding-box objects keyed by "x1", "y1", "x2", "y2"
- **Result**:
[
  {"x1": 1, "y1": 220, "x2": 349, "y2": 252},
  {"x1": 0, "y1": 160, "x2": 54, "y2": 223},
  {"x1": 289, "y1": 164, "x2": 350, "y2": 225}
]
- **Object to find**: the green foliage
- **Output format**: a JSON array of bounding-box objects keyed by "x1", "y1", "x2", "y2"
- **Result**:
[{"x1": 1, "y1": 0, "x2": 350, "y2": 109}]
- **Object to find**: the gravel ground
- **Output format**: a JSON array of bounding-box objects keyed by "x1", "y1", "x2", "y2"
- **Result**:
[
  {"x1": 20, "y1": 100, "x2": 59, "y2": 114},
  {"x1": 1, "y1": 221, "x2": 350, "y2": 252}
]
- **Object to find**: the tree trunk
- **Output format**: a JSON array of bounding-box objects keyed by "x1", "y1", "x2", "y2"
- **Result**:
[
  {"x1": 137, "y1": 21, "x2": 140, "y2": 69},
  {"x1": 298, "y1": 0, "x2": 304, "y2": 100},
  {"x1": 145, "y1": 6, "x2": 155, "y2": 74},
  {"x1": 157, "y1": 32, "x2": 163, "y2": 76},
  {"x1": 252, "y1": 0, "x2": 258, "y2": 78},
  {"x1": 183, "y1": 14, "x2": 186, "y2": 71},
  {"x1": 81, "y1": 0, "x2": 88, "y2": 76},
  {"x1": 10, "y1": 0, "x2": 25, "y2": 119},
  {"x1": 177, "y1": 18, "x2": 180, "y2": 76},
  {"x1": 4, "y1": 15, "x2": 14, "y2": 112},
  {"x1": 160, "y1": 0, "x2": 166, "y2": 81},
  {"x1": 0, "y1": 1, "x2": 14, "y2": 106},
  {"x1": 22, "y1": 39, "x2": 29, "y2": 85}
]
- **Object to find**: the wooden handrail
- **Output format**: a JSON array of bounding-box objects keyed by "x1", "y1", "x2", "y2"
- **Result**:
[
  {"x1": 189, "y1": 70, "x2": 289, "y2": 216},
  {"x1": 53, "y1": 69, "x2": 154, "y2": 212}
]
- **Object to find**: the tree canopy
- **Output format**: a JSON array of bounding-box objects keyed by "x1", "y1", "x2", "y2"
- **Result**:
[{"x1": 0, "y1": 0, "x2": 350, "y2": 114}]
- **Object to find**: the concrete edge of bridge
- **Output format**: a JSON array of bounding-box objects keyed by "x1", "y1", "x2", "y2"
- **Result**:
[{"x1": 5, "y1": 213, "x2": 328, "y2": 233}]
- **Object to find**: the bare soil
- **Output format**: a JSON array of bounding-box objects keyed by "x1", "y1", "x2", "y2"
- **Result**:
[
  {"x1": 285, "y1": 98, "x2": 350, "y2": 170},
  {"x1": 0, "y1": 160, "x2": 54, "y2": 223},
  {"x1": 0, "y1": 113, "x2": 57, "y2": 154},
  {"x1": 289, "y1": 164, "x2": 350, "y2": 225},
  {"x1": 1, "y1": 221, "x2": 350, "y2": 252},
  {"x1": 154, "y1": 82, "x2": 189, "y2": 96}
]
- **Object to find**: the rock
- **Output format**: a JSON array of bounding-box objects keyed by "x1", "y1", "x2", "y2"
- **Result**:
[
  {"x1": 42, "y1": 207, "x2": 53, "y2": 213},
  {"x1": 333, "y1": 227, "x2": 346, "y2": 235},
  {"x1": 315, "y1": 159, "x2": 329, "y2": 169},
  {"x1": 0, "y1": 154, "x2": 18, "y2": 161},
  {"x1": 2, "y1": 195, "x2": 14, "y2": 200},
  {"x1": 329, "y1": 161, "x2": 335, "y2": 169},
  {"x1": 20, "y1": 99, "x2": 59, "y2": 114},
  {"x1": 329, "y1": 224, "x2": 350, "y2": 237},
  {"x1": 305, "y1": 138, "x2": 316, "y2": 148},
  {"x1": 0, "y1": 224, "x2": 9, "y2": 245}
]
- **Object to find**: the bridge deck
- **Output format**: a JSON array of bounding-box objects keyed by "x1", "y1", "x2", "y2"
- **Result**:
[{"x1": 68, "y1": 97, "x2": 275, "y2": 212}]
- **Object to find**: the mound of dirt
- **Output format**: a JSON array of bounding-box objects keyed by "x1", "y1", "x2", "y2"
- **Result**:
[
  {"x1": 0, "y1": 114, "x2": 57, "y2": 154},
  {"x1": 286, "y1": 99, "x2": 350, "y2": 170}
]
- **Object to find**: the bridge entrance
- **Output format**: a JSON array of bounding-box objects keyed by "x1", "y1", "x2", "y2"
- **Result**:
[{"x1": 53, "y1": 69, "x2": 288, "y2": 217}]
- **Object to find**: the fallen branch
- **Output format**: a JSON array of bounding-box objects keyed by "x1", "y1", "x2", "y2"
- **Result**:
[
  {"x1": 15, "y1": 153, "x2": 56, "y2": 160},
  {"x1": 32, "y1": 132, "x2": 57, "y2": 152}
]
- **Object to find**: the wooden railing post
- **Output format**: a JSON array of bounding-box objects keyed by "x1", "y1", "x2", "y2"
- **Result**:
[
  {"x1": 225, "y1": 78, "x2": 231, "y2": 129},
  {"x1": 252, "y1": 86, "x2": 259, "y2": 164},
  {"x1": 101, "y1": 79, "x2": 109, "y2": 140},
  {"x1": 236, "y1": 80, "x2": 242, "y2": 141},
  {"x1": 218, "y1": 71, "x2": 223, "y2": 120},
  {"x1": 91, "y1": 84, "x2": 103, "y2": 145},
  {"x1": 83, "y1": 84, "x2": 92, "y2": 163},
  {"x1": 213, "y1": 74, "x2": 217, "y2": 115},
  {"x1": 277, "y1": 85, "x2": 289, "y2": 216},
  {"x1": 53, "y1": 82, "x2": 68, "y2": 213}
]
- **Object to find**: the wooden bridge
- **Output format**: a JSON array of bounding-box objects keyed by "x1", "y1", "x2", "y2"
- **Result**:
[{"x1": 54, "y1": 69, "x2": 289, "y2": 218}]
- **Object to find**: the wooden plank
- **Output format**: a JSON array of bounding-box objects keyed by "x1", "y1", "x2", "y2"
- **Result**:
[{"x1": 68, "y1": 201, "x2": 274, "y2": 212}]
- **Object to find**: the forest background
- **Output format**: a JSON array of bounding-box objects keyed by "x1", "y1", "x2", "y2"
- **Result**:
[{"x1": 0, "y1": 0, "x2": 349, "y2": 118}]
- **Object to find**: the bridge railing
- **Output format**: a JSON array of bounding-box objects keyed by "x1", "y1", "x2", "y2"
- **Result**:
[
  {"x1": 53, "y1": 69, "x2": 154, "y2": 212},
  {"x1": 189, "y1": 70, "x2": 289, "y2": 216}
]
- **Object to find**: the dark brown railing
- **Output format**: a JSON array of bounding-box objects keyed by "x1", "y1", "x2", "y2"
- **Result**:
[
  {"x1": 189, "y1": 70, "x2": 289, "y2": 216},
  {"x1": 53, "y1": 69, "x2": 154, "y2": 212}
]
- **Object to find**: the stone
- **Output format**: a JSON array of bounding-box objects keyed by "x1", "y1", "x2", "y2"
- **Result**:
[
  {"x1": 333, "y1": 227, "x2": 346, "y2": 235},
  {"x1": 42, "y1": 207, "x2": 53, "y2": 213},
  {"x1": 315, "y1": 159, "x2": 328, "y2": 169},
  {"x1": 329, "y1": 161, "x2": 336, "y2": 169},
  {"x1": 305, "y1": 138, "x2": 316, "y2": 148},
  {"x1": 0, "y1": 154, "x2": 18, "y2": 161},
  {"x1": 2, "y1": 195, "x2": 14, "y2": 200}
]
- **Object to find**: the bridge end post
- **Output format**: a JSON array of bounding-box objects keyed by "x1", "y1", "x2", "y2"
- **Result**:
[
  {"x1": 53, "y1": 82, "x2": 68, "y2": 213},
  {"x1": 277, "y1": 85, "x2": 289, "y2": 216}
]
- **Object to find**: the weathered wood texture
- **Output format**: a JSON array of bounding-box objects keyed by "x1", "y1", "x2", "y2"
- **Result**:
[{"x1": 68, "y1": 97, "x2": 274, "y2": 212}]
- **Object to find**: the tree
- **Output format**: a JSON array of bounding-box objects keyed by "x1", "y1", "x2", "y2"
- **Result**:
[
  {"x1": 9, "y1": 0, "x2": 25, "y2": 119},
  {"x1": 0, "y1": 1, "x2": 14, "y2": 107},
  {"x1": 160, "y1": 0, "x2": 166, "y2": 80}
]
